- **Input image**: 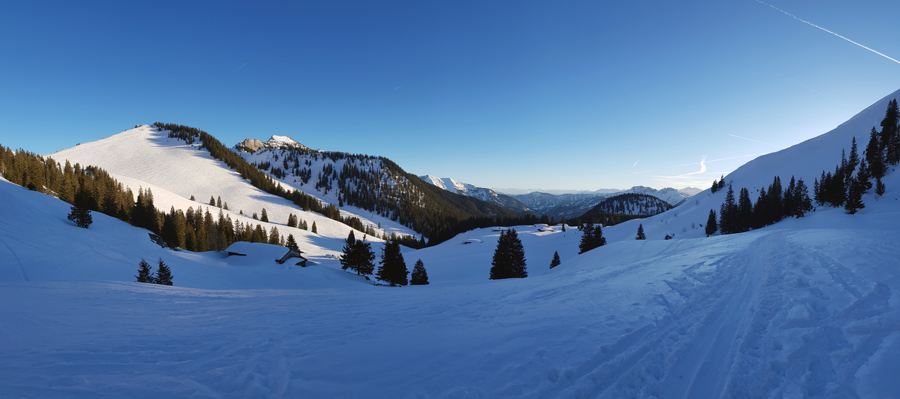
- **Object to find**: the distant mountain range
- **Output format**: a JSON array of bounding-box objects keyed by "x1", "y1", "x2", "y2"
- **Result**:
[{"x1": 419, "y1": 175, "x2": 700, "y2": 218}]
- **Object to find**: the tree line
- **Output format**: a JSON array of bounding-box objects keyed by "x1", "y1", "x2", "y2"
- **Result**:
[
  {"x1": 706, "y1": 98, "x2": 900, "y2": 236},
  {"x1": 0, "y1": 145, "x2": 301, "y2": 252}
]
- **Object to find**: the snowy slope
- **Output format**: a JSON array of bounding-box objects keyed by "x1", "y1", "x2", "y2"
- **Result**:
[
  {"x1": 49, "y1": 126, "x2": 413, "y2": 253},
  {"x1": 601, "y1": 87, "x2": 900, "y2": 245}
]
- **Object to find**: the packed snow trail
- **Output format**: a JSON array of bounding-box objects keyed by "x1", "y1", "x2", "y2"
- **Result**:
[{"x1": 0, "y1": 239, "x2": 29, "y2": 281}]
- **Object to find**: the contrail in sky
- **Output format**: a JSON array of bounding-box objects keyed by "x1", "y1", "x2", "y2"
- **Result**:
[
  {"x1": 728, "y1": 134, "x2": 778, "y2": 147},
  {"x1": 775, "y1": 74, "x2": 850, "y2": 107},
  {"x1": 235, "y1": 62, "x2": 248, "y2": 72},
  {"x1": 634, "y1": 153, "x2": 766, "y2": 175},
  {"x1": 755, "y1": 0, "x2": 900, "y2": 66},
  {"x1": 679, "y1": 157, "x2": 707, "y2": 177}
]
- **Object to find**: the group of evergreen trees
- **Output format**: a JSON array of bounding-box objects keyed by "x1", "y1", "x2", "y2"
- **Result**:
[
  {"x1": 286, "y1": 213, "x2": 316, "y2": 233},
  {"x1": 0, "y1": 139, "x2": 336, "y2": 256},
  {"x1": 339, "y1": 231, "x2": 376, "y2": 276},
  {"x1": 157, "y1": 123, "x2": 382, "y2": 241},
  {"x1": 708, "y1": 98, "x2": 900, "y2": 235},
  {"x1": 715, "y1": 176, "x2": 813, "y2": 235},
  {"x1": 578, "y1": 223, "x2": 607, "y2": 254},
  {"x1": 338, "y1": 231, "x2": 430, "y2": 285},
  {"x1": 135, "y1": 258, "x2": 173, "y2": 285},
  {"x1": 811, "y1": 100, "x2": 900, "y2": 213}
]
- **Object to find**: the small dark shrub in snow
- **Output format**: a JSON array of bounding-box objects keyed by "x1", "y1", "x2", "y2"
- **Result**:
[
  {"x1": 549, "y1": 251, "x2": 561, "y2": 269},
  {"x1": 135, "y1": 258, "x2": 173, "y2": 285}
]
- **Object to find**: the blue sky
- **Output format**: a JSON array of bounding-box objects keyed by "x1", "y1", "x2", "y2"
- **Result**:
[{"x1": 2, "y1": 1, "x2": 900, "y2": 191}]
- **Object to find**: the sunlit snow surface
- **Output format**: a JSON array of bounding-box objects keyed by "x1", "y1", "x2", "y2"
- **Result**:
[{"x1": 2, "y1": 89, "x2": 900, "y2": 397}]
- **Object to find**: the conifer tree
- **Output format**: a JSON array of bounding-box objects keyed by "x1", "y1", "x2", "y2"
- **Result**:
[
  {"x1": 355, "y1": 240, "x2": 376, "y2": 276},
  {"x1": 794, "y1": 178, "x2": 813, "y2": 217},
  {"x1": 705, "y1": 209, "x2": 717, "y2": 237},
  {"x1": 881, "y1": 99, "x2": 899, "y2": 164},
  {"x1": 376, "y1": 240, "x2": 408, "y2": 286},
  {"x1": 410, "y1": 259, "x2": 429, "y2": 285},
  {"x1": 813, "y1": 177, "x2": 821, "y2": 206},
  {"x1": 578, "y1": 223, "x2": 593, "y2": 254},
  {"x1": 636, "y1": 224, "x2": 645, "y2": 240},
  {"x1": 751, "y1": 187, "x2": 768, "y2": 230},
  {"x1": 876, "y1": 178, "x2": 886, "y2": 196},
  {"x1": 209, "y1": 196, "x2": 216, "y2": 206},
  {"x1": 339, "y1": 231, "x2": 375, "y2": 276},
  {"x1": 161, "y1": 208, "x2": 179, "y2": 247},
  {"x1": 269, "y1": 226, "x2": 281, "y2": 245},
  {"x1": 783, "y1": 178, "x2": 796, "y2": 218},
  {"x1": 845, "y1": 176, "x2": 865, "y2": 215},
  {"x1": 286, "y1": 234, "x2": 299, "y2": 252},
  {"x1": 261, "y1": 208, "x2": 269, "y2": 222},
  {"x1": 68, "y1": 184, "x2": 93, "y2": 228},
  {"x1": 490, "y1": 229, "x2": 527, "y2": 279},
  {"x1": 135, "y1": 259, "x2": 154, "y2": 283},
  {"x1": 155, "y1": 258, "x2": 173, "y2": 285},
  {"x1": 719, "y1": 185, "x2": 736, "y2": 234},
  {"x1": 578, "y1": 223, "x2": 606, "y2": 253},
  {"x1": 866, "y1": 127, "x2": 885, "y2": 180},
  {"x1": 848, "y1": 137, "x2": 859, "y2": 174},
  {"x1": 737, "y1": 188, "x2": 753, "y2": 232},
  {"x1": 311, "y1": 221, "x2": 317, "y2": 234},
  {"x1": 549, "y1": 251, "x2": 561, "y2": 269},
  {"x1": 768, "y1": 176, "x2": 784, "y2": 221}
]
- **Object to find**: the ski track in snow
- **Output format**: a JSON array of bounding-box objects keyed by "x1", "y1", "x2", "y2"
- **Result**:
[{"x1": 0, "y1": 239, "x2": 29, "y2": 282}]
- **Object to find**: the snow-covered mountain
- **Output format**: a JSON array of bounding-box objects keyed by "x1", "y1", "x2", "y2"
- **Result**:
[
  {"x1": 46, "y1": 124, "x2": 417, "y2": 255},
  {"x1": 3, "y1": 88, "x2": 900, "y2": 397},
  {"x1": 585, "y1": 193, "x2": 674, "y2": 217},
  {"x1": 510, "y1": 186, "x2": 698, "y2": 218},
  {"x1": 228, "y1": 132, "x2": 519, "y2": 243},
  {"x1": 420, "y1": 176, "x2": 698, "y2": 218},
  {"x1": 235, "y1": 135, "x2": 311, "y2": 153},
  {"x1": 418, "y1": 175, "x2": 530, "y2": 212}
]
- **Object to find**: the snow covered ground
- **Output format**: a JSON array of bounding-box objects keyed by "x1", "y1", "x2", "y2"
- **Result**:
[
  {"x1": 2, "y1": 169, "x2": 900, "y2": 397},
  {"x1": 3, "y1": 89, "x2": 900, "y2": 397}
]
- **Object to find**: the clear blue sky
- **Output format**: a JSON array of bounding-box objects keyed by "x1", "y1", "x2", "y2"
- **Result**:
[{"x1": 2, "y1": 1, "x2": 900, "y2": 191}]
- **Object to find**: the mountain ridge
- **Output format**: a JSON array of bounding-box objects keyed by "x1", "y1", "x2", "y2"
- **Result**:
[{"x1": 421, "y1": 175, "x2": 700, "y2": 218}]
